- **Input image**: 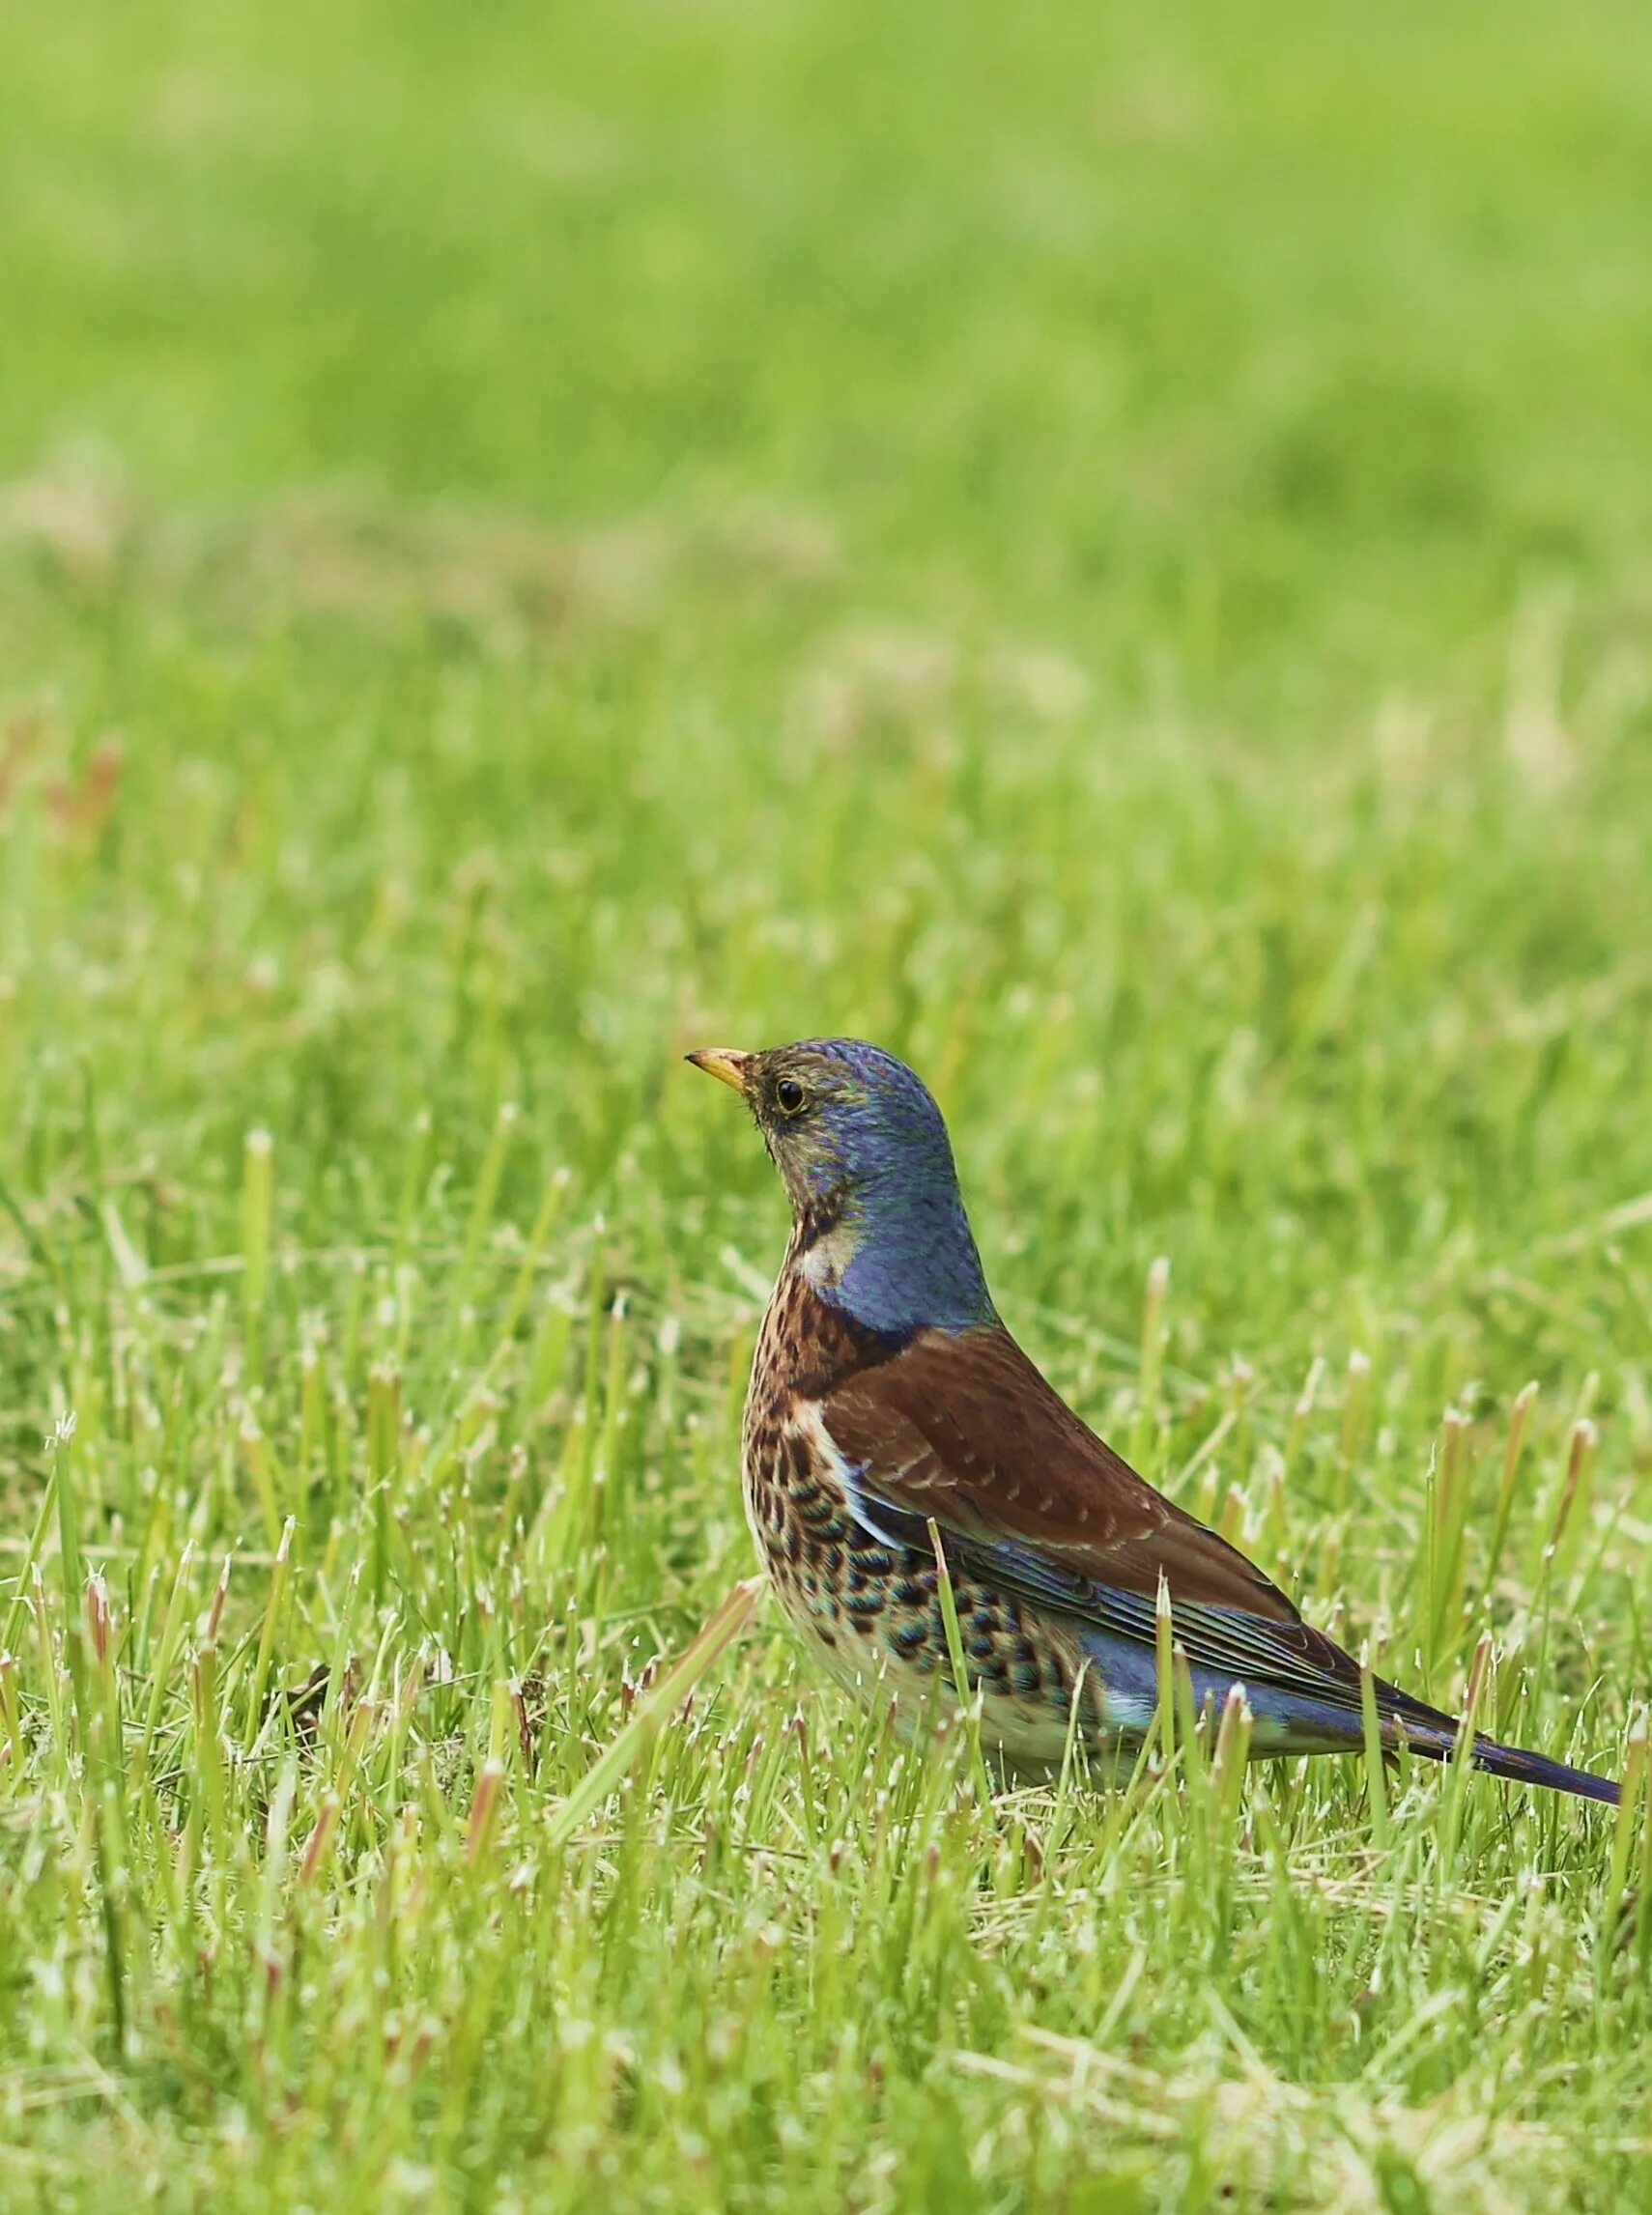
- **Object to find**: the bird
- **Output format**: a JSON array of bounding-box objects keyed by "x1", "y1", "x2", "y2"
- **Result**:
[{"x1": 687, "y1": 1037, "x2": 1620, "y2": 1806}]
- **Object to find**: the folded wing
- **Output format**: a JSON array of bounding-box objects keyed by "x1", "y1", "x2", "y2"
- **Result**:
[{"x1": 821, "y1": 1321, "x2": 1381, "y2": 1718}]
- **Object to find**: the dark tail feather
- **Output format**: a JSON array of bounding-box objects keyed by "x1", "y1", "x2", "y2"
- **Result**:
[
  {"x1": 1375, "y1": 1677, "x2": 1621, "y2": 1805},
  {"x1": 1466, "y1": 1734, "x2": 1621, "y2": 1806}
]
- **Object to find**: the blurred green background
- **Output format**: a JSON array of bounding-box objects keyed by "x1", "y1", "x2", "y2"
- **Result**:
[
  {"x1": 5, "y1": 0, "x2": 1651, "y2": 1356},
  {"x1": 2, "y1": 0, "x2": 1651, "y2": 2206},
  {"x1": 8, "y1": 0, "x2": 1652, "y2": 666}
]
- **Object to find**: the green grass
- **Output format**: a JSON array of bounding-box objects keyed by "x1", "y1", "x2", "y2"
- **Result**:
[{"x1": 3, "y1": 0, "x2": 1652, "y2": 2205}]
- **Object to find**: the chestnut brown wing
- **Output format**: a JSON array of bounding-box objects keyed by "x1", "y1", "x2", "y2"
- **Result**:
[
  {"x1": 822, "y1": 1321, "x2": 1299, "y2": 1620},
  {"x1": 818, "y1": 1324, "x2": 1443, "y2": 1723}
]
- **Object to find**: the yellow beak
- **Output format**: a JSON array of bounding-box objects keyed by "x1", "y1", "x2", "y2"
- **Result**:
[{"x1": 685, "y1": 1047, "x2": 753, "y2": 1094}]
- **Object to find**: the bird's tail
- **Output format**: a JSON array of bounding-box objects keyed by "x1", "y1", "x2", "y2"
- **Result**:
[
  {"x1": 1463, "y1": 1733, "x2": 1620, "y2": 1806},
  {"x1": 1367, "y1": 1674, "x2": 1620, "y2": 1805},
  {"x1": 1382, "y1": 1695, "x2": 1621, "y2": 1805}
]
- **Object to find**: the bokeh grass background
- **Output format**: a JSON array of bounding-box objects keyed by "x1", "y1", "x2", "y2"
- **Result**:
[{"x1": 2, "y1": 0, "x2": 1651, "y2": 2207}]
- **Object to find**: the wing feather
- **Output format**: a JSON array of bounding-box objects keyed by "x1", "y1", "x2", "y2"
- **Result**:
[{"x1": 822, "y1": 1321, "x2": 1376, "y2": 1711}]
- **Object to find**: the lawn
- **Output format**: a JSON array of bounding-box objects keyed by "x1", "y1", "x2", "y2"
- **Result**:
[{"x1": 2, "y1": 0, "x2": 1651, "y2": 2206}]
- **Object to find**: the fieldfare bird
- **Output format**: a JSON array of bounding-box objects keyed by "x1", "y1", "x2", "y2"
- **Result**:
[{"x1": 688, "y1": 1037, "x2": 1619, "y2": 1804}]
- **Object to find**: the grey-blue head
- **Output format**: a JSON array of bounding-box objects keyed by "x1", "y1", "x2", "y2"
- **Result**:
[{"x1": 686, "y1": 1037, "x2": 996, "y2": 1339}]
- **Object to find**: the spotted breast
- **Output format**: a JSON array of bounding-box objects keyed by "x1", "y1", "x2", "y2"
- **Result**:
[{"x1": 740, "y1": 1237, "x2": 1105, "y2": 1770}]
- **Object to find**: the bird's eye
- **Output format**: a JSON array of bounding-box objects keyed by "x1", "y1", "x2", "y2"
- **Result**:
[{"x1": 775, "y1": 1077, "x2": 807, "y2": 1116}]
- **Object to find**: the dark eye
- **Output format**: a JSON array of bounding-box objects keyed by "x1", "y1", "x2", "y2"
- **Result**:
[{"x1": 775, "y1": 1077, "x2": 807, "y2": 1116}]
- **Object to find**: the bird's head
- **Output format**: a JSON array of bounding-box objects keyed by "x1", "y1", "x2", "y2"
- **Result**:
[{"x1": 686, "y1": 1037, "x2": 995, "y2": 1337}]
